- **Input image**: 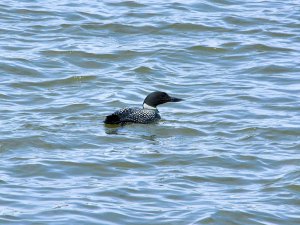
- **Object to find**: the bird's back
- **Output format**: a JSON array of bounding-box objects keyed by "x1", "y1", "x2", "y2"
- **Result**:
[{"x1": 104, "y1": 107, "x2": 160, "y2": 124}]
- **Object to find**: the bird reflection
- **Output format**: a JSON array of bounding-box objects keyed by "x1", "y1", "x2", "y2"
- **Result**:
[{"x1": 104, "y1": 123, "x2": 158, "y2": 144}]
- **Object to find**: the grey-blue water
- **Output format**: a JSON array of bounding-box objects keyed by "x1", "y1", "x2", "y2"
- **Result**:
[{"x1": 1, "y1": 1, "x2": 300, "y2": 224}]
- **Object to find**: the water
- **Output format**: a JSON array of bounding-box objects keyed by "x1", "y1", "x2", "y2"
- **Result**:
[{"x1": 1, "y1": 0, "x2": 300, "y2": 224}]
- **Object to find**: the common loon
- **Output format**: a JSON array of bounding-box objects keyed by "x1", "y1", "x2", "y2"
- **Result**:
[{"x1": 104, "y1": 91, "x2": 182, "y2": 124}]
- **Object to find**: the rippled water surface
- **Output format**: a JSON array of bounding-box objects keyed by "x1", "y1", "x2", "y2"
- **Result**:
[{"x1": 1, "y1": 0, "x2": 300, "y2": 224}]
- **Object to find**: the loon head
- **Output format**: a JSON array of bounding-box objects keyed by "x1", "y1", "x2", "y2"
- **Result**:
[{"x1": 143, "y1": 91, "x2": 182, "y2": 109}]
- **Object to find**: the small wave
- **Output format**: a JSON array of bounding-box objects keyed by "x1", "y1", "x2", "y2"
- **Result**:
[
  {"x1": 221, "y1": 41, "x2": 242, "y2": 48},
  {"x1": 106, "y1": 1, "x2": 146, "y2": 8},
  {"x1": 224, "y1": 15, "x2": 257, "y2": 26},
  {"x1": 14, "y1": 8, "x2": 57, "y2": 16},
  {"x1": 0, "y1": 62, "x2": 40, "y2": 76},
  {"x1": 40, "y1": 49, "x2": 145, "y2": 62},
  {"x1": 243, "y1": 64, "x2": 294, "y2": 74},
  {"x1": 43, "y1": 103, "x2": 91, "y2": 113},
  {"x1": 237, "y1": 43, "x2": 293, "y2": 52},
  {"x1": 80, "y1": 22, "x2": 158, "y2": 34},
  {"x1": 187, "y1": 45, "x2": 228, "y2": 53},
  {"x1": 40, "y1": 49, "x2": 116, "y2": 59},
  {"x1": 263, "y1": 30, "x2": 296, "y2": 38},
  {"x1": 164, "y1": 22, "x2": 231, "y2": 32},
  {"x1": 133, "y1": 66, "x2": 153, "y2": 73},
  {"x1": 10, "y1": 75, "x2": 97, "y2": 89}
]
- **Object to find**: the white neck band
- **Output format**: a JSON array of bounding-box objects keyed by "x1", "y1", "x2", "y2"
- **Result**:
[{"x1": 143, "y1": 103, "x2": 156, "y2": 110}]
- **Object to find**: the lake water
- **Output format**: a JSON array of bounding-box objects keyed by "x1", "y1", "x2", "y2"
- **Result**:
[{"x1": 1, "y1": 0, "x2": 300, "y2": 224}]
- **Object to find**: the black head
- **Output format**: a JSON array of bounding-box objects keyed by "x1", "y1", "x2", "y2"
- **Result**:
[{"x1": 143, "y1": 91, "x2": 182, "y2": 108}]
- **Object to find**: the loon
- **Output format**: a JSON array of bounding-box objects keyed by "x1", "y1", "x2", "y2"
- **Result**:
[{"x1": 104, "y1": 91, "x2": 182, "y2": 124}]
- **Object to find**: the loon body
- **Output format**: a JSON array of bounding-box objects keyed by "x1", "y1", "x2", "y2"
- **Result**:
[{"x1": 104, "y1": 91, "x2": 182, "y2": 124}]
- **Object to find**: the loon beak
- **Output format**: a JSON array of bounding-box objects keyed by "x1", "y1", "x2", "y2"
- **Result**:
[{"x1": 169, "y1": 96, "x2": 183, "y2": 102}]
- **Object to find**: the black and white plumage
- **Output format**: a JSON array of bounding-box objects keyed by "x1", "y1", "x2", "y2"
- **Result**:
[{"x1": 104, "y1": 91, "x2": 182, "y2": 124}]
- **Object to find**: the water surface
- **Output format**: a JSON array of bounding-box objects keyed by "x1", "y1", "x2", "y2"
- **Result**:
[{"x1": 1, "y1": 0, "x2": 300, "y2": 224}]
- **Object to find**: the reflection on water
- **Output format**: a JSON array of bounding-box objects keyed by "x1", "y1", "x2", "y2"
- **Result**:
[
  {"x1": 105, "y1": 124, "x2": 159, "y2": 144},
  {"x1": 104, "y1": 124, "x2": 121, "y2": 135}
]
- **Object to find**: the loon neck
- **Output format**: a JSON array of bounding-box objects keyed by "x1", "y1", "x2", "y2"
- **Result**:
[{"x1": 143, "y1": 103, "x2": 157, "y2": 110}]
